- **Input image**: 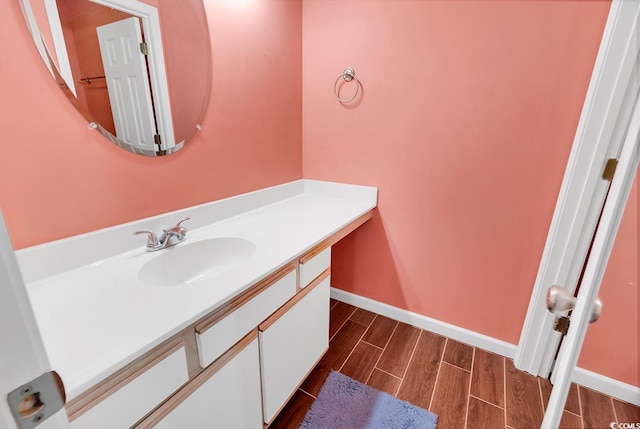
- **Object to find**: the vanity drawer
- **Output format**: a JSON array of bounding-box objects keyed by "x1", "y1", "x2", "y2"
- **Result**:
[
  {"x1": 70, "y1": 344, "x2": 189, "y2": 429},
  {"x1": 195, "y1": 266, "x2": 296, "y2": 368},
  {"x1": 299, "y1": 246, "x2": 331, "y2": 288}
]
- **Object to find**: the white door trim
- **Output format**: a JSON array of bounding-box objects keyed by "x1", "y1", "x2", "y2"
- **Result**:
[
  {"x1": 515, "y1": 0, "x2": 640, "y2": 377},
  {"x1": 42, "y1": 0, "x2": 76, "y2": 96},
  {"x1": 17, "y1": 0, "x2": 53, "y2": 77},
  {"x1": 542, "y1": 90, "x2": 639, "y2": 429}
]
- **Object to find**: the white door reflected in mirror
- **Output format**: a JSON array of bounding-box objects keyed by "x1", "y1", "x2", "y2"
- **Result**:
[{"x1": 97, "y1": 17, "x2": 158, "y2": 151}]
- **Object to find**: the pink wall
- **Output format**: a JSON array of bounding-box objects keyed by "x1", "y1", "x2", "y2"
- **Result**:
[
  {"x1": 3, "y1": 0, "x2": 636, "y2": 389},
  {"x1": 579, "y1": 175, "x2": 638, "y2": 386},
  {"x1": 302, "y1": 0, "x2": 632, "y2": 377},
  {"x1": 0, "y1": 0, "x2": 302, "y2": 249}
]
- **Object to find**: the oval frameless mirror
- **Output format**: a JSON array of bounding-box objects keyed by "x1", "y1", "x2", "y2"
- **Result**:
[{"x1": 18, "y1": 0, "x2": 212, "y2": 156}]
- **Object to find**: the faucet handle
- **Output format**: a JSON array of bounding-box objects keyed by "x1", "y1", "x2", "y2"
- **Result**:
[
  {"x1": 175, "y1": 217, "x2": 190, "y2": 230},
  {"x1": 162, "y1": 217, "x2": 190, "y2": 243},
  {"x1": 134, "y1": 230, "x2": 159, "y2": 248},
  {"x1": 166, "y1": 217, "x2": 190, "y2": 234}
]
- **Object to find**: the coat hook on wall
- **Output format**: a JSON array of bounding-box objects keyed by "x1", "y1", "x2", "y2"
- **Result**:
[{"x1": 334, "y1": 67, "x2": 360, "y2": 104}]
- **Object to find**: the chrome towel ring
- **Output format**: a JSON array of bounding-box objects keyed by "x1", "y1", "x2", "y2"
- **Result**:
[{"x1": 334, "y1": 67, "x2": 360, "y2": 103}]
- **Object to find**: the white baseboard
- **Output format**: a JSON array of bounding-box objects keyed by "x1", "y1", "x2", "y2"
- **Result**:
[
  {"x1": 330, "y1": 288, "x2": 518, "y2": 359},
  {"x1": 572, "y1": 368, "x2": 640, "y2": 406},
  {"x1": 331, "y1": 288, "x2": 640, "y2": 406}
]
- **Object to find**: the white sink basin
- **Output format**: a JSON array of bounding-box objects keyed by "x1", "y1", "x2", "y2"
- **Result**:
[{"x1": 138, "y1": 237, "x2": 256, "y2": 286}]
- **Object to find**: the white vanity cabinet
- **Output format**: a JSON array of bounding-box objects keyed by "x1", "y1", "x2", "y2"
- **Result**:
[
  {"x1": 67, "y1": 243, "x2": 338, "y2": 429},
  {"x1": 21, "y1": 182, "x2": 376, "y2": 429},
  {"x1": 260, "y1": 271, "x2": 330, "y2": 424},
  {"x1": 152, "y1": 334, "x2": 263, "y2": 429}
]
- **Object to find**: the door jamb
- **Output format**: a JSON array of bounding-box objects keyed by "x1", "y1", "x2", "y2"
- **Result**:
[
  {"x1": 515, "y1": 0, "x2": 639, "y2": 377},
  {"x1": 542, "y1": 91, "x2": 639, "y2": 429}
]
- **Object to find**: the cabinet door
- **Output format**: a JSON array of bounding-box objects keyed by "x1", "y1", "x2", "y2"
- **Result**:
[
  {"x1": 153, "y1": 337, "x2": 262, "y2": 429},
  {"x1": 259, "y1": 276, "x2": 330, "y2": 424}
]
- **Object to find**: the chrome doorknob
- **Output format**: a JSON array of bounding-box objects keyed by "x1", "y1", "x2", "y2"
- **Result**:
[
  {"x1": 546, "y1": 285, "x2": 602, "y2": 323},
  {"x1": 546, "y1": 285, "x2": 575, "y2": 313},
  {"x1": 590, "y1": 296, "x2": 602, "y2": 323}
]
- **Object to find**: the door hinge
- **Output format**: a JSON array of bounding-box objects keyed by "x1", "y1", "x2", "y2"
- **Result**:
[
  {"x1": 602, "y1": 158, "x2": 618, "y2": 181},
  {"x1": 7, "y1": 371, "x2": 66, "y2": 429},
  {"x1": 553, "y1": 316, "x2": 571, "y2": 336},
  {"x1": 140, "y1": 42, "x2": 149, "y2": 56},
  {"x1": 154, "y1": 134, "x2": 162, "y2": 146}
]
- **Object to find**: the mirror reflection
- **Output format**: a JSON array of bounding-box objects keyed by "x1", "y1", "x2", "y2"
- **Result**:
[{"x1": 21, "y1": 0, "x2": 212, "y2": 156}]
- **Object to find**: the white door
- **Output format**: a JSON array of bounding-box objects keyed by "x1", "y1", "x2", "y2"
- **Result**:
[
  {"x1": 542, "y1": 94, "x2": 639, "y2": 428},
  {"x1": 96, "y1": 17, "x2": 157, "y2": 152},
  {"x1": 0, "y1": 211, "x2": 69, "y2": 429}
]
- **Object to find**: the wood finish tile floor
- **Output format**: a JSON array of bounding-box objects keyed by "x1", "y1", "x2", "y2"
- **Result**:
[{"x1": 270, "y1": 300, "x2": 640, "y2": 429}]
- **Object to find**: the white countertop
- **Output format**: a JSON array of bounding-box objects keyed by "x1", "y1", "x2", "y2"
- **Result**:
[{"x1": 18, "y1": 180, "x2": 377, "y2": 400}]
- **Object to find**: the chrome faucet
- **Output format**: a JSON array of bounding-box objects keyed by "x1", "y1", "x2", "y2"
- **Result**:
[{"x1": 134, "y1": 217, "x2": 190, "y2": 252}]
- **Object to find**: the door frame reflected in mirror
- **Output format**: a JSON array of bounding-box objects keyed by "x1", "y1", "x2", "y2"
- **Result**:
[{"x1": 20, "y1": 0, "x2": 178, "y2": 156}]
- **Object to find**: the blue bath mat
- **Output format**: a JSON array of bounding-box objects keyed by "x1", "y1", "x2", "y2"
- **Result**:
[{"x1": 299, "y1": 371, "x2": 438, "y2": 429}]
